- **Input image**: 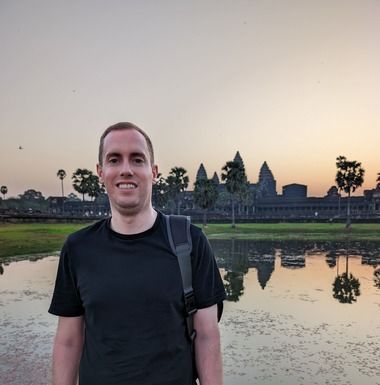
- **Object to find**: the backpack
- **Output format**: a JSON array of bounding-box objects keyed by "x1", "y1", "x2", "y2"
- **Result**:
[
  {"x1": 164, "y1": 214, "x2": 197, "y2": 342},
  {"x1": 164, "y1": 214, "x2": 223, "y2": 383}
]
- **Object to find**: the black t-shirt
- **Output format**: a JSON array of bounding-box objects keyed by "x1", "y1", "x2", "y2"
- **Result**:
[{"x1": 49, "y1": 212, "x2": 226, "y2": 385}]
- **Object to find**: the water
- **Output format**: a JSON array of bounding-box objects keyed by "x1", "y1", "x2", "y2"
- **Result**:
[
  {"x1": 0, "y1": 255, "x2": 58, "y2": 385},
  {"x1": 211, "y1": 240, "x2": 380, "y2": 385},
  {"x1": 0, "y1": 240, "x2": 379, "y2": 385}
]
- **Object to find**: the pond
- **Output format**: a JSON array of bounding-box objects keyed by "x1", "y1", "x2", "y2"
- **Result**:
[{"x1": 0, "y1": 240, "x2": 379, "y2": 385}]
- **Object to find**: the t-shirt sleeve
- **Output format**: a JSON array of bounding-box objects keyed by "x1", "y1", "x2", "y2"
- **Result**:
[
  {"x1": 48, "y1": 239, "x2": 84, "y2": 317},
  {"x1": 191, "y1": 227, "x2": 226, "y2": 310}
]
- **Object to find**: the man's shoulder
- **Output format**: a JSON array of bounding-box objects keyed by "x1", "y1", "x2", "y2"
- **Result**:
[
  {"x1": 66, "y1": 219, "x2": 108, "y2": 246},
  {"x1": 189, "y1": 222, "x2": 205, "y2": 242},
  {"x1": 160, "y1": 213, "x2": 205, "y2": 243}
]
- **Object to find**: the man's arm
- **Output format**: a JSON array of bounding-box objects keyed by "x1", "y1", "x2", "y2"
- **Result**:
[
  {"x1": 194, "y1": 304, "x2": 223, "y2": 385},
  {"x1": 52, "y1": 315, "x2": 84, "y2": 385}
]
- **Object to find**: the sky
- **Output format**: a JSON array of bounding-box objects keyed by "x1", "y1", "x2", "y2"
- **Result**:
[{"x1": 0, "y1": 0, "x2": 379, "y2": 199}]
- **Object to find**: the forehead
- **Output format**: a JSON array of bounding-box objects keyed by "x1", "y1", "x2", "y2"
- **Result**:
[{"x1": 103, "y1": 129, "x2": 149, "y2": 155}]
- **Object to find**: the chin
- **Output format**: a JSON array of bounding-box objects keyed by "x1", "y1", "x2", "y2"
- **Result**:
[{"x1": 112, "y1": 202, "x2": 143, "y2": 216}]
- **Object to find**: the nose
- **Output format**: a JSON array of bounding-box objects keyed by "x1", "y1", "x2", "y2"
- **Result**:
[{"x1": 120, "y1": 159, "x2": 134, "y2": 176}]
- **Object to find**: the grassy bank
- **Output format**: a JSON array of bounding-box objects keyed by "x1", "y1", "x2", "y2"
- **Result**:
[
  {"x1": 201, "y1": 223, "x2": 380, "y2": 241},
  {"x1": 1, "y1": 222, "x2": 380, "y2": 259},
  {"x1": 0, "y1": 223, "x2": 91, "y2": 259}
]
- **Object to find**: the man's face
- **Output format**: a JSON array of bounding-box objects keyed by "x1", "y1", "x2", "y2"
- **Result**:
[{"x1": 97, "y1": 129, "x2": 158, "y2": 216}]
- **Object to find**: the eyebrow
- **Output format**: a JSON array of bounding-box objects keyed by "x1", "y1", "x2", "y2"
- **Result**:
[
  {"x1": 105, "y1": 151, "x2": 147, "y2": 159},
  {"x1": 105, "y1": 152, "x2": 121, "y2": 159},
  {"x1": 130, "y1": 152, "x2": 147, "y2": 159}
]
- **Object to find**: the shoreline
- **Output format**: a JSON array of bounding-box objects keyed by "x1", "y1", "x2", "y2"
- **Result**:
[{"x1": 1, "y1": 222, "x2": 380, "y2": 258}]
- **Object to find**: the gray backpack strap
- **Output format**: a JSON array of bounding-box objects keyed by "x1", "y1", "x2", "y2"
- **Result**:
[{"x1": 164, "y1": 214, "x2": 197, "y2": 342}]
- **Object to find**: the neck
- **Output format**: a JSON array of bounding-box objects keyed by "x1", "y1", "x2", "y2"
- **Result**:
[{"x1": 110, "y1": 207, "x2": 157, "y2": 235}]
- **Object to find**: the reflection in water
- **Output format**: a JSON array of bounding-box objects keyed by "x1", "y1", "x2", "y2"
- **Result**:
[
  {"x1": 332, "y1": 272, "x2": 361, "y2": 303},
  {"x1": 256, "y1": 258, "x2": 275, "y2": 289},
  {"x1": 209, "y1": 239, "x2": 380, "y2": 303},
  {"x1": 332, "y1": 253, "x2": 361, "y2": 304},
  {"x1": 224, "y1": 271, "x2": 244, "y2": 302},
  {"x1": 280, "y1": 254, "x2": 305, "y2": 269},
  {"x1": 325, "y1": 250, "x2": 339, "y2": 268},
  {"x1": 222, "y1": 240, "x2": 277, "y2": 299},
  {"x1": 214, "y1": 240, "x2": 380, "y2": 385},
  {"x1": 374, "y1": 268, "x2": 380, "y2": 289},
  {"x1": 211, "y1": 239, "x2": 380, "y2": 268},
  {"x1": 1, "y1": 244, "x2": 380, "y2": 385},
  {"x1": 223, "y1": 239, "x2": 249, "y2": 302}
]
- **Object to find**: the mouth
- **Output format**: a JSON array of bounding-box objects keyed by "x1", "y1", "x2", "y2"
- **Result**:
[{"x1": 116, "y1": 182, "x2": 137, "y2": 190}]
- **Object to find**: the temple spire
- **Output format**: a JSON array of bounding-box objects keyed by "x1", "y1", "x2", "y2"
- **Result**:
[
  {"x1": 233, "y1": 151, "x2": 244, "y2": 168},
  {"x1": 257, "y1": 161, "x2": 277, "y2": 197},
  {"x1": 211, "y1": 171, "x2": 220, "y2": 185},
  {"x1": 195, "y1": 163, "x2": 208, "y2": 181}
]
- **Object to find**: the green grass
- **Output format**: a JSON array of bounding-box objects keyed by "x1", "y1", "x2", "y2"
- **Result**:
[
  {"x1": 200, "y1": 223, "x2": 380, "y2": 241},
  {"x1": 0, "y1": 223, "x2": 91, "y2": 258},
  {"x1": 0, "y1": 222, "x2": 379, "y2": 259}
]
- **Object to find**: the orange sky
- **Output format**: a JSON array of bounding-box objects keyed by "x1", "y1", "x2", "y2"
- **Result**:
[{"x1": 0, "y1": 0, "x2": 379, "y2": 198}]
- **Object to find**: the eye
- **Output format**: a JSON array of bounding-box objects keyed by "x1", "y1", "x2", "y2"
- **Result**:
[
  {"x1": 108, "y1": 157, "x2": 119, "y2": 164},
  {"x1": 133, "y1": 157, "x2": 145, "y2": 165}
]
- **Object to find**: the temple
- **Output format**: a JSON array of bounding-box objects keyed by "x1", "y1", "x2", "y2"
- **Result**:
[
  {"x1": 190, "y1": 151, "x2": 380, "y2": 220},
  {"x1": 43, "y1": 151, "x2": 380, "y2": 220}
]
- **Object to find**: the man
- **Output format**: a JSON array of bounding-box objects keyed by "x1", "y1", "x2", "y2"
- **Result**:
[{"x1": 49, "y1": 122, "x2": 226, "y2": 385}]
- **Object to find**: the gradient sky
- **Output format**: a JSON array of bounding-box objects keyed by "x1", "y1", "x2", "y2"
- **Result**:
[{"x1": 0, "y1": 0, "x2": 379, "y2": 198}]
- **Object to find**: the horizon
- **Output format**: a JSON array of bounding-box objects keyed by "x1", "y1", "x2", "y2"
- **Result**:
[
  {"x1": 1, "y1": 151, "x2": 376, "y2": 200},
  {"x1": 1, "y1": 0, "x2": 379, "y2": 198}
]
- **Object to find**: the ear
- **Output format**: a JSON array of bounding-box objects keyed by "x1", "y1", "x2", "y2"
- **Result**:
[
  {"x1": 96, "y1": 163, "x2": 103, "y2": 183},
  {"x1": 152, "y1": 164, "x2": 158, "y2": 184}
]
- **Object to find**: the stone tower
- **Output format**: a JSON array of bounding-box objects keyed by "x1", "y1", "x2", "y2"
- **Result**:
[
  {"x1": 257, "y1": 161, "x2": 277, "y2": 197},
  {"x1": 233, "y1": 151, "x2": 244, "y2": 168},
  {"x1": 211, "y1": 171, "x2": 220, "y2": 185},
  {"x1": 195, "y1": 163, "x2": 208, "y2": 181}
]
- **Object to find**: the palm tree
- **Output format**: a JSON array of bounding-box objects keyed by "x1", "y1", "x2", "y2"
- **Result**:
[
  {"x1": 221, "y1": 161, "x2": 247, "y2": 228},
  {"x1": 72, "y1": 168, "x2": 93, "y2": 201},
  {"x1": 335, "y1": 156, "x2": 365, "y2": 228},
  {"x1": 166, "y1": 167, "x2": 189, "y2": 215},
  {"x1": 87, "y1": 174, "x2": 105, "y2": 201},
  {"x1": 377, "y1": 173, "x2": 380, "y2": 189},
  {"x1": 0, "y1": 185, "x2": 8, "y2": 200},
  {"x1": 57, "y1": 169, "x2": 66, "y2": 198},
  {"x1": 216, "y1": 191, "x2": 231, "y2": 213},
  {"x1": 237, "y1": 182, "x2": 252, "y2": 217},
  {"x1": 193, "y1": 178, "x2": 218, "y2": 227},
  {"x1": 152, "y1": 173, "x2": 169, "y2": 209}
]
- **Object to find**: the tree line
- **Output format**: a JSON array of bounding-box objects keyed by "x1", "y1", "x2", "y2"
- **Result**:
[
  {"x1": 152, "y1": 162, "x2": 250, "y2": 227},
  {"x1": 0, "y1": 161, "x2": 250, "y2": 226},
  {"x1": 1, "y1": 157, "x2": 379, "y2": 228}
]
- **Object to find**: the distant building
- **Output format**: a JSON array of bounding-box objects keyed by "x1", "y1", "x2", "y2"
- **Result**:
[
  {"x1": 48, "y1": 193, "x2": 110, "y2": 217},
  {"x1": 185, "y1": 151, "x2": 380, "y2": 220},
  {"x1": 282, "y1": 184, "x2": 307, "y2": 198}
]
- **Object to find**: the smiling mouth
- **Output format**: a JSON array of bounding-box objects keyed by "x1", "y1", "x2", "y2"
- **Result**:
[{"x1": 117, "y1": 183, "x2": 137, "y2": 189}]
